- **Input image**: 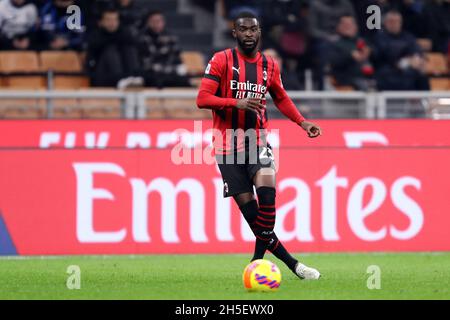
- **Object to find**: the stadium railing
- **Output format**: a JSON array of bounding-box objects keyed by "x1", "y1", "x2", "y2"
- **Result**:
[
  {"x1": 0, "y1": 90, "x2": 134, "y2": 119},
  {"x1": 1, "y1": 89, "x2": 450, "y2": 120}
]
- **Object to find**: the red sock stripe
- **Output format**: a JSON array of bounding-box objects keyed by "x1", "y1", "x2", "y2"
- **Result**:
[
  {"x1": 258, "y1": 210, "x2": 276, "y2": 216},
  {"x1": 257, "y1": 215, "x2": 275, "y2": 222},
  {"x1": 255, "y1": 220, "x2": 273, "y2": 229},
  {"x1": 259, "y1": 204, "x2": 275, "y2": 209},
  {"x1": 272, "y1": 240, "x2": 280, "y2": 251}
]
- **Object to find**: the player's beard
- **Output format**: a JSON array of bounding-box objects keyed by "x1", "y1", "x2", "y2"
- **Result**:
[{"x1": 237, "y1": 36, "x2": 260, "y2": 55}]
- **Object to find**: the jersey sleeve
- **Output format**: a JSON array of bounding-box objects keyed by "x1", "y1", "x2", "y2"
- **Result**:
[
  {"x1": 196, "y1": 51, "x2": 237, "y2": 110},
  {"x1": 269, "y1": 60, "x2": 305, "y2": 125},
  {"x1": 203, "y1": 52, "x2": 224, "y2": 83}
]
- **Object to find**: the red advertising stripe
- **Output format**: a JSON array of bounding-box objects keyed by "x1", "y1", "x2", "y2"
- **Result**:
[
  {"x1": 1, "y1": 143, "x2": 449, "y2": 255},
  {"x1": 0, "y1": 120, "x2": 449, "y2": 149}
]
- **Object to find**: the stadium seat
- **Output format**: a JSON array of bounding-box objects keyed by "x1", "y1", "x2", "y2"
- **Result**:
[
  {"x1": 3, "y1": 76, "x2": 46, "y2": 89},
  {"x1": 39, "y1": 51, "x2": 82, "y2": 72},
  {"x1": 53, "y1": 76, "x2": 90, "y2": 89},
  {"x1": 78, "y1": 52, "x2": 87, "y2": 68},
  {"x1": 0, "y1": 51, "x2": 40, "y2": 73},
  {"x1": 329, "y1": 76, "x2": 355, "y2": 91},
  {"x1": 0, "y1": 52, "x2": 44, "y2": 89},
  {"x1": 181, "y1": 51, "x2": 206, "y2": 76},
  {"x1": 425, "y1": 53, "x2": 449, "y2": 76},
  {"x1": 39, "y1": 51, "x2": 89, "y2": 89},
  {"x1": 430, "y1": 78, "x2": 449, "y2": 91}
]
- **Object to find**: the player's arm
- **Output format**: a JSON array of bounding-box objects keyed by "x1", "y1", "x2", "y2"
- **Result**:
[
  {"x1": 269, "y1": 62, "x2": 322, "y2": 138},
  {"x1": 196, "y1": 53, "x2": 237, "y2": 110},
  {"x1": 196, "y1": 53, "x2": 265, "y2": 115}
]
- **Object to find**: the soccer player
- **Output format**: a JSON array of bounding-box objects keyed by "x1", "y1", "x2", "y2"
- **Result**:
[{"x1": 196, "y1": 12, "x2": 322, "y2": 280}]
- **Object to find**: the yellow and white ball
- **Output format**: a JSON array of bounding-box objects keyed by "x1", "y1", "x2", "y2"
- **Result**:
[{"x1": 242, "y1": 259, "x2": 281, "y2": 292}]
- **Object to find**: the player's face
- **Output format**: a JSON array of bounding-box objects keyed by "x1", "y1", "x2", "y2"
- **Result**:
[{"x1": 233, "y1": 18, "x2": 261, "y2": 55}]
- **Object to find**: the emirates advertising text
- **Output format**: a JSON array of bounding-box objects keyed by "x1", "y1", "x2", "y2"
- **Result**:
[{"x1": 0, "y1": 120, "x2": 449, "y2": 255}]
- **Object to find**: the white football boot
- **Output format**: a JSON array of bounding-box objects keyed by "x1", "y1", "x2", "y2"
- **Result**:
[{"x1": 294, "y1": 262, "x2": 321, "y2": 280}]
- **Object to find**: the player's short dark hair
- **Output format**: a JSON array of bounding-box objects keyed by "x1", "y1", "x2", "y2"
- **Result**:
[{"x1": 233, "y1": 11, "x2": 260, "y2": 27}]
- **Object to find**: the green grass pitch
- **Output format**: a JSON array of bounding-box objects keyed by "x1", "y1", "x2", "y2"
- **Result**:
[{"x1": 0, "y1": 253, "x2": 449, "y2": 299}]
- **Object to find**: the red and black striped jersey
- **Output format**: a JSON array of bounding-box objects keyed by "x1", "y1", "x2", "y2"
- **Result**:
[{"x1": 196, "y1": 47, "x2": 305, "y2": 155}]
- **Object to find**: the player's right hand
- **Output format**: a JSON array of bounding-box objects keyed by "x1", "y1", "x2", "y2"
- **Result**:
[{"x1": 236, "y1": 98, "x2": 265, "y2": 116}]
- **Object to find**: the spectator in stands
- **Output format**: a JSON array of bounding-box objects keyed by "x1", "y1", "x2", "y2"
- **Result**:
[
  {"x1": 263, "y1": 48, "x2": 303, "y2": 90},
  {"x1": 115, "y1": 0, "x2": 141, "y2": 31},
  {"x1": 87, "y1": 8, "x2": 143, "y2": 88},
  {"x1": 38, "y1": 0, "x2": 86, "y2": 50},
  {"x1": 261, "y1": 0, "x2": 302, "y2": 32},
  {"x1": 327, "y1": 15, "x2": 374, "y2": 91},
  {"x1": 309, "y1": 0, "x2": 355, "y2": 43},
  {"x1": 0, "y1": 0, "x2": 38, "y2": 50},
  {"x1": 371, "y1": 10, "x2": 430, "y2": 90},
  {"x1": 309, "y1": 0, "x2": 355, "y2": 89},
  {"x1": 138, "y1": 10, "x2": 191, "y2": 88},
  {"x1": 260, "y1": 0, "x2": 310, "y2": 67},
  {"x1": 422, "y1": 0, "x2": 450, "y2": 53},
  {"x1": 397, "y1": 0, "x2": 434, "y2": 42}
]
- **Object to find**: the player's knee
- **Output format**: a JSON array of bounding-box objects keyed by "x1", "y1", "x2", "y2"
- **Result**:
[{"x1": 256, "y1": 186, "x2": 276, "y2": 205}]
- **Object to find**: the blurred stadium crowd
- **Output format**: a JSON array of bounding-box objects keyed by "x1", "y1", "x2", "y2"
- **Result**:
[{"x1": 0, "y1": 0, "x2": 448, "y2": 91}]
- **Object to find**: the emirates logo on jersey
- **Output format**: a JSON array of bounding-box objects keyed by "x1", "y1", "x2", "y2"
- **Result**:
[{"x1": 230, "y1": 80, "x2": 267, "y2": 100}]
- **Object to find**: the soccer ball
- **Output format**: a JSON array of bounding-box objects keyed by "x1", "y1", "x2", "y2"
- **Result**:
[{"x1": 242, "y1": 259, "x2": 281, "y2": 292}]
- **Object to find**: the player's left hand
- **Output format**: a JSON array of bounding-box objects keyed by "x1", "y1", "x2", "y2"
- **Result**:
[{"x1": 300, "y1": 121, "x2": 322, "y2": 138}]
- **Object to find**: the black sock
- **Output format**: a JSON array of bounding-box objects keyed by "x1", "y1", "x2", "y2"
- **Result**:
[
  {"x1": 255, "y1": 187, "x2": 298, "y2": 270},
  {"x1": 239, "y1": 196, "x2": 299, "y2": 270},
  {"x1": 266, "y1": 233, "x2": 298, "y2": 271},
  {"x1": 253, "y1": 187, "x2": 277, "y2": 260},
  {"x1": 239, "y1": 200, "x2": 267, "y2": 260}
]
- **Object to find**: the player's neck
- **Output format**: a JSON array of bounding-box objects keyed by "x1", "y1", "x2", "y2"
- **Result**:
[{"x1": 236, "y1": 46, "x2": 259, "y2": 60}]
